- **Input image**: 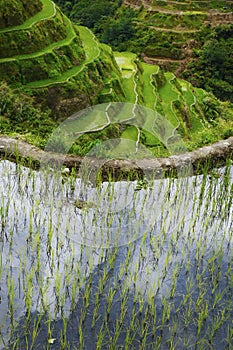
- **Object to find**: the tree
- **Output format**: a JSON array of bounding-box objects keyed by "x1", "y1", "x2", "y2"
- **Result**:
[{"x1": 184, "y1": 24, "x2": 233, "y2": 102}]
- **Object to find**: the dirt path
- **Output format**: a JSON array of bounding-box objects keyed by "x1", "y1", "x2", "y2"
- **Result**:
[
  {"x1": 145, "y1": 25, "x2": 200, "y2": 33},
  {"x1": 142, "y1": 55, "x2": 185, "y2": 64},
  {"x1": 124, "y1": 0, "x2": 232, "y2": 18},
  {"x1": 124, "y1": 0, "x2": 193, "y2": 14},
  {"x1": 206, "y1": 20, "x2": 233, "y2": 26},
  {"x1": 141, "y1": 54, "x2": 193, "y2": 77},
  {"x1": 125, "y1": 0, "x2": 179, "y2": 12}
]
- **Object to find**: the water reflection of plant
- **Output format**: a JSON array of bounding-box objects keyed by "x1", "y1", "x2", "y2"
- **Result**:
[{"x1": 0, "y1": 158, "x2": 232, "y2": 349}]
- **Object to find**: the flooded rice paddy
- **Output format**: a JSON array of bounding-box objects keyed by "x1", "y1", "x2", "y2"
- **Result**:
[{"x1": 0, "y1": 160, "x2": 232, "y2": 349}]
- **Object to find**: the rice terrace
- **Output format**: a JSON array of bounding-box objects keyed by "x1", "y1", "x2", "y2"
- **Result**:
[{"x1": 0, "y1": 0, "x2": 233, "y2": 349}]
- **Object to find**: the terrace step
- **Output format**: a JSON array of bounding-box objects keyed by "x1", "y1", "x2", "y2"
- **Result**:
[
  {"x1": 0, "y1": 15, "x2": 76, "y2": 63},
  {"x1": 135, "y1": 23, "x2": 200, "y2": 33},
  {"x1": 111, "y1": 50, "x2": 230, "y2": 156},
  {"x1": 0, "y1": 6, "x2": 68, "y2": 58},
  {"x1": 124, "y1": 0, "x2": 232, "y2": 73},
  {"x1": 0, "y1": 0, "x2": 43, "y2": 29},
  {"x1": 0, "y1": 12, "x2": 86, "y2": 85},
  {"x1": 0, "y1": 0, "x2": 56, "y2": 34},
  {"x1": 18, "y1": 26, "x2": 100, "y2": 89}
]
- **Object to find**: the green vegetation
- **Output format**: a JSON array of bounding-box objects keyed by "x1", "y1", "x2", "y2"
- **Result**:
[
  {"x1": 0, "y1": 0, "x2": 43, "y2": 28},
  {"x1": 0, "y1": 83, "x2": 57, "y2": 147},
  {"x1": 150, "y1": 0, "x2": 233, "y2": 11},
  {"x1": 55, "y1": 0, "x2": 137, "y2": 50},
  {"x1": 0, "y1": 24, "x2": 85, "y2": 85},
  {"x1": 0, "y1": 0, "x2": 232, "y2": 157},
  {"x1": 45, "y1": 53, "x2": 232, "y2": 159},
  {"x1": 21, "y1": 26, "x2": 99, "y2": 88},
  {"x1": 115, "y1": 52, "x2": 138, "y2": 103},
  {"x1": 53, "y1": 0, "x2": 233, "y2": 104},
  {"x1": 1, "y1": 55, "x2": 232, "y2": 158},
  {"x1": 0, "y1": 82, "x2": 56, "y2": 147},
  {"x1": 114, "y1": 53, "x2": 232, "y2": 153},
  {"x1": 56, "y1": 0, "x2": 120, "y2": 27},
  {"x1": 0, "y1": 0, "x2": 125, "y2": 118},
  {"x1": 0, "y1": 0, "x2": 54, "y2": 34},
  {"x1": 95, "y1": 7, "x2": 136, "y2": 51},
  {"x1": 0, "y1": 1, "x2": 233, "y2": 349},
  {"x1": 0, "y1": 7, "x2": 68, "y2": 58},
  {"x1": 183, "y1": 24, "x2": 233, "y2": 102},
  {"x1": 0, "y1": 157, "x2": 232, "y2": 349},
  {"x1": 141, "y1": 63, "x2": 159, "y2": 109}
]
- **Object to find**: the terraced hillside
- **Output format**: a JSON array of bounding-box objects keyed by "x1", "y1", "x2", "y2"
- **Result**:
[
  {"x1": 0, "y1": 0, "x2": 43, "y2": 28},
  {"x1": 0, "y1": 0, "x2": 232, "y2": 157},
  {"x1": 0, "y1": 0, "x2": 125, "y2": 117},
  {"x1": 124, "y1": 0, "x2": 233, "y2": 71},
  {"x1": 67, "y1": 51, "x2": 233, "y2": 157}
]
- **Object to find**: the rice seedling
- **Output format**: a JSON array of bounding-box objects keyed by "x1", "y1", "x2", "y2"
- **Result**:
[{"x1": 0, "y1": 155, "x2": 232, "y2": 349}]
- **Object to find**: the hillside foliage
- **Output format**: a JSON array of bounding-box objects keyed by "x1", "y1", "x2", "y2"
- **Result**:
[
  {"x1": 54, "y1": 0, "x2": 136, "y2": 50},
  {"x1": 183, "y1": 25, "x2": 233, "y2": 102},
  {"x1": 0, "y1": 82, "x2": 56, "y2": 146},
  {"x1": 0, "y1": 0, "x2": 232, "y2": 156},
  {"x1": 54, "y1": 0, "x2": 233, "y2": 103}
]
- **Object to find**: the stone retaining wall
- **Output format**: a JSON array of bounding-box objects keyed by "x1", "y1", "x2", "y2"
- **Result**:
[{"x1": 0, "y1": 135, "x2": 232, "y2": 178}]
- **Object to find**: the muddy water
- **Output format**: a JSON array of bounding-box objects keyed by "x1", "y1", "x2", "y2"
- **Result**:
[{"x1": 0, "y1": 160, "x2": 232, "y2": 349}]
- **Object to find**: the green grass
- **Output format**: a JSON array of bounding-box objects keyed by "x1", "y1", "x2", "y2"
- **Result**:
[
  {"x1": 23, "y1": 25, "x2": 100, "y2": 88},
  {"x1": 122, "y1": 77, "x2": 135, "y2": 104},
  {"x1": 142, "y1": 129, "x2": 160, "y2": 146},
  {"x1": 103, "y1": 137, "x2": 139, "y2": 157},
  {"x1": 114, "y1": 52, "x2": 138, "y2": 104},
  {"x1": 141, "y1": 63, "x2": 159, "y2": 110},
  {"x1": 178, "y1": 79, "x2": 204, "y2": 133},
  {"x1": 61, "y1": 108, "x2": 109, "y2": 135},
  {"x1": 114, "y1": 52, "x2": 136, "y2": 71},
  {"x1": 158, "y1": 72, "x2": 180, "y2": 127},
  {"x1": 121, "y1": 126, "x2": 138, "y2": 141},
  {"x1": 0, "y1": 0, "x2": 56, "y2": 34},
  {"x1": 194, "y1": 86, "x2": 208, "y2": 100},
  {"x1": 0, "y1": 15, "x2": 76, "y2": 63},
  {"x1": 109, "y1": 103, "x2": 136, "y2": 124},
  {"x1": 179, "y1": 81, "x2": 194, "y2": 106},
  {"x1": 78, "y1": 25, "x2": 100, "y2": 61}
]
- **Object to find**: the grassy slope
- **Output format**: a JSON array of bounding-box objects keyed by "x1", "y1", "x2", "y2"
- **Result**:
[
  {"x1": 0, "y1": 15, "x2": 75, "y2": 63},
  {"x1": 24, "y1": 25, "x2": 100, "y2": 88},
  {"x1": 112, "y1": 51, "x2": 232, "y2": 153},
  {"x1": 0, "y1": 0, "x2": 232, "y2": 156},
  {"x1": 0, "y1": 0, "x2": 55, "y2": 34},
  {"x1": 178, "y1": 79, "x2": 204, "y2": 133},
  {"x1": 158, "y1": 72, "x2": 180, "y2": 127},
  {"x1": 141, "y1": 63, "x2": 159, "y2": 110},
  {"x1": 125, "y1": 0, "x2": 233, "y2": 70},
  {"x1": 114, "y1": 52, "x2": 137, "y2": 103}
]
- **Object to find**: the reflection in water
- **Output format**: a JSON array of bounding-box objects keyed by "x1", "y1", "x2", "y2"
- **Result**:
[{"x1": 0, "y1": 160, "x2": 232, "y2": 349}]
